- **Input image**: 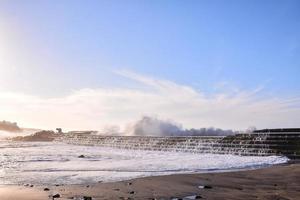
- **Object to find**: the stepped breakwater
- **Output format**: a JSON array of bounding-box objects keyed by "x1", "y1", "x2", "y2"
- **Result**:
[{"x1": 56, "y1": 129, "x2": 300, "y2": 159}]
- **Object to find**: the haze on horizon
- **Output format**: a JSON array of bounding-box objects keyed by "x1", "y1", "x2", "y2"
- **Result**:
[{"x1": 0, "y1": 0, "x2": 299, "y2": 131}]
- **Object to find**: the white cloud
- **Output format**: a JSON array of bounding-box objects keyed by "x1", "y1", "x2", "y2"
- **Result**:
[{"x1": 0, "y1": 70, "x2": 299, "y2": 131}]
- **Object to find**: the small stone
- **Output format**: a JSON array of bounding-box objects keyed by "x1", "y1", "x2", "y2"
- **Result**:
[
  {"x1": 52, "y1": 193, "x2": 60, "y2": 199},
  {"x1": 78, "y1": 155, "x2": 85, "y2": 158},
  {"x1": 44, "y1": 188, "x2": 50, "y2": 191},
  {"x1": 195, "y1": 195, "x2": 203, "y2": 199},
  {"x1": 114, "y1": 188, "x2": 120, "y2": 191},
  {"x1": 30, "y1": 185, "x2": 34, "y2": 187},
  {"x1": 204, "y1": 185, "x2": 212, "y2": 189},
  {"x1": 86, "y1": 185, "x2": 90, "y2": 188},
  {"x1": 129, "y1": 191, "x2": 135, "y2": 194},
  {"x1": 83, "y1": 196, "x2": 92, "y2": 200},
  {"x1": 127, "y1": 182, "x2": 132, "y2": 185}
]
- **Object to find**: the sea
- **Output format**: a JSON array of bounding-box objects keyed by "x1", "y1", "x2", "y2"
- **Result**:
[{"x1": 0, "y1": 140, "x2": 289, "y2": 185}]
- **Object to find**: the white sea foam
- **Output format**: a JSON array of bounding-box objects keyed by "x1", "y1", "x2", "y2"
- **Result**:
[{"x1": 0, "y1": 141, "x2": 289, "y2": 185}]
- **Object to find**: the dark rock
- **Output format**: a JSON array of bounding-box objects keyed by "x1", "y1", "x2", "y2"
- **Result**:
[
  {"x1": 44, "y1": 188, "x2": 50, "y2": 191},
  {"x1": 129, "y1": 191, "x2": 135, "y2": 194},
  {"x1": 78, "y1": 155, "x2": 85, "y2": 158},
  {"x1": 52, "y1": 193, "x2": 60, "y2": 199},
  {"x1": 204, "y1": 185, "x2": 212, "y2": 189},
  {"x1": 12, "y1": 130, "x2": 58, "y2": 142},
  {"x1": 127, "y1": 182, "x2": 132, "y2": 185},
  {"x1": 30, "y1": 185, "x2": 34, "y2": 187},
  {"x1": 83, "y1": 196, "x2": 92, "y2": 200},
  {"x1": 114, "y1": 188, "x2": 120, "y2": 191},
  {"x1": 195, "y1": 195, "x2": 203, "y2": 199},
  {"x1": 86, "y1": 185, "x2": 90, "y2": 188}
]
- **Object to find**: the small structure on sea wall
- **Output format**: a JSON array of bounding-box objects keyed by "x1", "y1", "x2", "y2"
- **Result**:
[{"x1": 56, "y1": 128, "x2": 63, "y2": 134}]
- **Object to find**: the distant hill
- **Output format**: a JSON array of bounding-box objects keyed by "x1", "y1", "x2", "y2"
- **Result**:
[{"x1": 0, "y1": 120, "x2": 21, "y2": 132}]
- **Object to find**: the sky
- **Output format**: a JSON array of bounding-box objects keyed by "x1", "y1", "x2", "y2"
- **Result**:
[{"x1": 0, "y1": 0, "x2": 299, "y2": 131}]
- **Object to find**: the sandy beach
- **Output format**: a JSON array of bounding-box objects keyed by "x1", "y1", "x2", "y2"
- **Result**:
[{"x1": 0, "y1": 162, "x2": 299, "y2": 200}]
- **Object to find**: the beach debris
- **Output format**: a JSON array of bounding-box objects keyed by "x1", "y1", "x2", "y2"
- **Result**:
[
  {"x1": 52, "y1": 193, "x2": 61, "y2": 199},
  {"x1": 176, "y1": 195, "x2": 203, "y2": 200},
  {"x1": 198, "y1": 185, "x2": 212, "y2": 189},
  {"x1": 194, "y1": 195, "x2": 202, "y2": 199},
  {"x1": 44, "y1": 188, "x2": 50, "y2": 191},
  {"x1": 78, "y1": 155, "x2": 85, "y2": 158},
  {"x1": 83, "y1": 196, "x2": 92, "y2": 200},
  {"x1": 172, "y1": 195, "x2": 202, "y2": 200}
]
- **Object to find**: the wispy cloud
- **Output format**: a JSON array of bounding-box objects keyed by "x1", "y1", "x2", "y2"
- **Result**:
[{"x1": 0, "y1": 70, "x2": 299, "y2": 131}]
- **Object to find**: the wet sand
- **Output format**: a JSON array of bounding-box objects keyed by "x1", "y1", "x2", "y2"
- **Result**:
[{"x1": 1, "y1": 163, "x2": 299, "y2": 200}]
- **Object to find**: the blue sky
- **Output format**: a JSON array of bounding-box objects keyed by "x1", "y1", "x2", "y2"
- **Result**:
[{"x1": 0, "y1": 0, "x2": 299, "y2": 130}]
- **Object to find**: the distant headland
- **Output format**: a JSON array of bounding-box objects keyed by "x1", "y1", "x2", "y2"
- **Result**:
[{"x1": 0, "y1": 120, "x2": 21, "y2": 132}]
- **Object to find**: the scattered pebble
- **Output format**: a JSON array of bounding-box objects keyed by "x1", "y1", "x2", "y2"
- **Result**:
[
  {"x1": 52, "y1": 193, "x2": 61, "y2": 199},
  {"x1": 83, "y1": 196, "x2": 92, "y2": 200},
  {"x1": 129, "y1": 191, "x2": 135, "y2": 194},
  {"x1": 44, "y1": 188, "x2": 50, "y2": 191},
  {"x1": 78, "y1": 155, "x2": 85, "y2": 158}
]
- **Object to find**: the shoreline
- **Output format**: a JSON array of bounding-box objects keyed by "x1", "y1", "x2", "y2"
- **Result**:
[{"x1": 1, "y1": 162, "x2": 299, "y2": 200}]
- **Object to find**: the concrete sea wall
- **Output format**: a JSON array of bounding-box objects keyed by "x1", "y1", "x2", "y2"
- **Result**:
[{"x1": 56, "y1": 132, "x2": 300, "y2": 158}]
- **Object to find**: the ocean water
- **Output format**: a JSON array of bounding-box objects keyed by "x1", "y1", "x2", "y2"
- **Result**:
[{"x1": 0, "y1": 141, "x2": 289, "y2": 185}]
